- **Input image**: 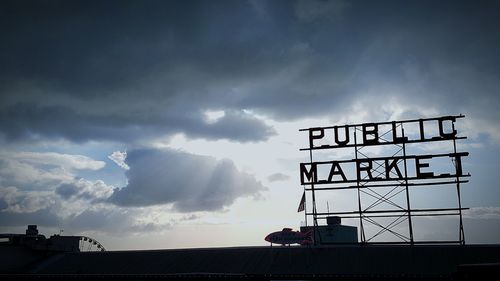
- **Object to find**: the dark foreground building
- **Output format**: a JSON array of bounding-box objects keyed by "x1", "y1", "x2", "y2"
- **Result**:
[
  {"x1": 2, "y1": 225, "x2": 500, "y2": 280},
  {"x1": 3, "y1": 245, "x2": 500, "y2": 280}
]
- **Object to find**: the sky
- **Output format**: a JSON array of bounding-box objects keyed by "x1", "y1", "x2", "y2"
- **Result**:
[{"x1": 1, "y1": 0, "x2": 500, "y2": 250}]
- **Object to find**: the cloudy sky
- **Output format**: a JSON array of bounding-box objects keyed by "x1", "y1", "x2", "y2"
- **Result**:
[{"x1": 1, "y1": 0, "x2": 500, "y2": 249}]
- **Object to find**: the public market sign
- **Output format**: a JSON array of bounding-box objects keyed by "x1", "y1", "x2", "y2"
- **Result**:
[{"x1": 299, "y1": 115, "x2": 469, "y2": 186}]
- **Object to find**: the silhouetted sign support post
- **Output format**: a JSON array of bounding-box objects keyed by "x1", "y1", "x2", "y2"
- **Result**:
[{"x1": 300, "y1": 115, "x2": 469, "y2": 245}]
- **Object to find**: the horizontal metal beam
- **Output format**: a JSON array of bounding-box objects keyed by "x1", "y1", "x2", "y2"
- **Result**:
[
  {"x1": 301, "y1": 151, "x2": 468, "y2": 165},
  {"x1": 300, "y1": 137, "x2": 467, "y2": 151},
  {"x1": 307, "y1": 207, "x2": 469, "y2": 216},
  {"x1": 317, "y1": 212, "x2": 461, "y2": 219},
  {"x1": 305, "y1": 180, "x2": 469, "y2": 191}
]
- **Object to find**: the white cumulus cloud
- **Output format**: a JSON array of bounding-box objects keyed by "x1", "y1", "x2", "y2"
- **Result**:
[{"x1": 108, "y1": 151, "x2": 130, "y2": 170}]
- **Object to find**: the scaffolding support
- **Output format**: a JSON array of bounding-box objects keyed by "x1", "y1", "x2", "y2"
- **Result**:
[{"x1": 299, "y1": 115, "x2": 468, "y2": 245}]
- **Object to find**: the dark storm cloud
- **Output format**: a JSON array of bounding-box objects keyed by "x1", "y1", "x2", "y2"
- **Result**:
[
  {"x1": 0, "y1": 198, "x2": 8, "y2": 211},
  {"x1": 55, "y1": 183, "x2": 79, "y2": 199},
  {"x1": 1, "y1": 0, "x2": 500, "y2": 143},
  {"x1": 109, "y1": 148, "x2": 266, "y2": 212},
  {"x1": 0, "y1": 208, "x2": 61, "y2": 227},
  {"x1": 0, "y1": 102, "x2": 275, "y2": 143},
  {"x1": 0, "y1": 0, "x2": 281, "y2": 143},
  {"x1": 186, "y1": 110, "x2": 276, "y2": 142}
]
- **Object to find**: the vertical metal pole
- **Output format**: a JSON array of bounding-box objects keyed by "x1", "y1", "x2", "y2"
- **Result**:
[
  {"x1": 401, "y1": 126, "x2": 414, "y2": 244},
  {"x1": 354, "y1": 127, "x2": 365, "y2": 243},
  {"x1": 304, "y1": 186, "x2": 308, "y2": 227},
  {"x1": 453, "y1": 123, "x2": 465, "y2": 245},
  {"x1": 309, "y1": 148, "x2": 318, "y2": 245}
]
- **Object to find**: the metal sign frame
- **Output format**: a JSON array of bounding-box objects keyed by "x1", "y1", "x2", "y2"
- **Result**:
[{"x1": 299, "y1": 115, "x2": 469, "y2": 245}]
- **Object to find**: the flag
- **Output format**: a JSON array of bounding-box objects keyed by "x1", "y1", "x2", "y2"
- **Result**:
[{"x1": 297, "y1": 191, "x2": 305, "y2": 212}]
